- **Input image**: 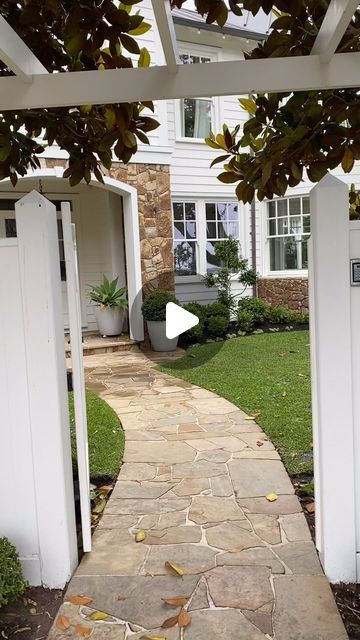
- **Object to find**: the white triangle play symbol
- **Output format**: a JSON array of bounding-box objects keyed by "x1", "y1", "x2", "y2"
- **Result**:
[{"x1": 166, "y1": 302, "x2": 199, "y2": 340}]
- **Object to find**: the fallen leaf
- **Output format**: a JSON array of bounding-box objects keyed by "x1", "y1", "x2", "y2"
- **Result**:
[
  {"x1": 178, "y1": 608, "x2": 191, "y2": 628},
  {"x1": 141, "y1": 636, "x2": 167, "y2": 640},
  {"x1": 56, "y1": 615, "x2": 71, "y2": 630},
  {"x1": 244, "y1": 416, "x2": 255, "y2": 421},
  {"x1": 165, "y1": 561, "x2": 184, "y2": 576},
  {"x1": 98, "y1": 485, "x2": 112, "y2": 495},
  {"x1": 90, "y1": 611, "x2": 109, "y2": 621},
  {"x1": 74, "y1": 625, "x2": 93, "y2": 637},
  {"x1": 68, "y1": 595, "x2": 93, "y2": 606},
  {"x1": 14, "y1": 628, "x2": 32, "y2": 634},
  {"x1": 256, "y1": 440, "x2": 264, "y2": 447},
  {"x1": 92, "y1": 498, "x2": 106, "y2": 515},
  {"x1": 161, "y1": 614, "x2": 179, "y2": 628},
  {"x1": 306, "y1": 502, "x2": 315, "y2": 513},
  {"x1": 135, "y1": 530, "x2": 147, "y2": 543},
  {"x1": 251, "y1": 411, "x2": 261, "y2": 418},
  {"x1": 266, "y1": 493, "x2": 278, "y2": 502},
  {"x1": 117, "y1": 596, "x2": 127, "y2": 602},
  {"x1": 162, "y1": 596, "x2": 189, "y2": 607}
]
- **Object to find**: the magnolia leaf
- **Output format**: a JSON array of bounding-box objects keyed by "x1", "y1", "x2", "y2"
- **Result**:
[
  {"x1": 217, "y1": 172, "x2": 239, "y2": 184},
  {"x1": 92, "y1": 498, "x2": 107, "y2": 515},
  {"x1": 74, "y1": 625, "x2": 93, "y2": 637},
  {"x1": 67, "y1": 595, "x2": 93, "y2": 606},
  {"x1": 90, "y1": 611, "x2": 109, "y2": 621},
  {"x1": 98, "y1": 485, "x2": 113, "y2": 495},
  {"x1": 161, "y1": 614, "x2": 179, "y2": 629},
  {"x1": 239, "y1": 98, "x2": 257, "y2": 116},
  {"x1": 138, "y1": 47, "x2": 151, "y2": 68},
  {"x1": 178, "y1": 608, "x2": 191, "y2": 628},
  {"x1": 244, "y1": 416, "x2": 255, "y2": 420},
  {"x1": 205, "y1": 138, "x2": 221, "y2": 150},
  {"x1": 56, "y1": 615, "x2": 71, "y2": 630},
  {"x1": 129, "y1": 21, "x2": 151, "y2": 35},
  {"x1": 162, "y1": 596, "x2": 189, "y2": 607},
  {"x1": 342, "y1": 146, "x2": 354, "y2": 173},
  {"x1": 261, "y1": 160, "x2": 272, "y2": 187},
  {"x1": 165, "y1": 561, "x2": 184, "y2": 576},
  {"x1": 135, "y1": 530, "x2": 147, "y2": 543},
  {"x1": 266, "y1": 493, "x2": 278, "y2": 502}
]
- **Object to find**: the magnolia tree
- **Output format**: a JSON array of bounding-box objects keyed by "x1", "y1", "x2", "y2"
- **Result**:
[{"x1": 0, "y1": 0, "x2": 359, "y2": 202}]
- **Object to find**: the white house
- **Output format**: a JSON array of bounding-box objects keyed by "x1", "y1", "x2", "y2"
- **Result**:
[{"x1": 0, "y1": 1, "x2": 359, "y2": 339}]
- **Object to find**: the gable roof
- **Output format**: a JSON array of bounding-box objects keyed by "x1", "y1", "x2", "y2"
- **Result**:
[{"x1": 172, "y1": 6, "x2": 272, "y2": 41}]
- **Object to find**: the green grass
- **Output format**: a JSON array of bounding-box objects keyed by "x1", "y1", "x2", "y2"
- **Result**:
[
  {"x1": 158, "y1": 331, "x2": 312, "y2": 476},
  {"x1": 69, "y1": 390, "x2": 125, "y2": 480}
]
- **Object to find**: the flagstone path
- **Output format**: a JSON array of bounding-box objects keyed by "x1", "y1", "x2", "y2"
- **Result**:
[{"x1": 50, "y1": 349, "x2": 348, "y2": 640}]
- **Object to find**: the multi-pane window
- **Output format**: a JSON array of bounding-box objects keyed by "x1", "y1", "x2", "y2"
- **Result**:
[
  {"x1": 172, "y1": 202, "x2": 197, "y2": 276},
  {"x1": 267, "y1": 197, "x2": 310, "y2": 272},
  {"x1": 206, "y1": 202, "x2": 239, "y2": 272},
  {"x1": 179, "y1": 54, "x2": 212, "y2": 139}
]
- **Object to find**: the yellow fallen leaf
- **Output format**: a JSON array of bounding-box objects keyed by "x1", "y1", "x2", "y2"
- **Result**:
[
  {"x1": 178, "y1": 608, "x2": 191, "y2": 628},
  {"x1": 162, "y1": 596, "x2": 189, "y2": 607},
  {"x1": 161, "y1": 613, "x2": 179, "y2": 628},
  {"x1": 165, "y1": 561, "x2": 184, "y2": 576},
  {"x1": 56, "y1": 615, "x2": 71, "y2": 630},
  {"x1": 117, "y1": 596, "x2": 127, "y2": 602},
  {"x1": 266, "y1": 493, "x2": 278, "y2": 502},
  {"x1": 74, "y1": 625, "x2": 93, "y2": 637},
  {"x1": 135, "y1": 530, "x2": 147, "y2": 543},
  {"x1": 306, "y1": 502, "x2": 315, "y2": 513},
  {"x1": 244, "y1": 416, "x2": 255, "y2": 420},
  {"x1": 141, "y1": 637, "x2": 167, "y2": 640},
  {"x1": 68, "y1": 595, "x2": 93, "y2": 606},
  {"x1": 90, "y1": 611, "x2": 109, "y2": 621}
]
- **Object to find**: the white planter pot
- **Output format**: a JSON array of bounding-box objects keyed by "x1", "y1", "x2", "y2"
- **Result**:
[
  {"x1": 147, "y1": 320, "x2": 178, "y2": 352},
  {"x1": 94, "y1": 306, "x2": 124, "y2": 337}
]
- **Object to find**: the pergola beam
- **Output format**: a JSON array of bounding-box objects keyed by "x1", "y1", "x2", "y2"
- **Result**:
[
  {"x1": 0, "y1": 52, "x2": 358, "y2": 111},
  {"x1": 0, "y1": 16, "x2": 48, "y2": 82},
  {"x1": 151, "y1": 0, "x2": 179, "y2": 72},
  {"x1": 311, "y1": 0, "x2": 358, "y2": 63}
]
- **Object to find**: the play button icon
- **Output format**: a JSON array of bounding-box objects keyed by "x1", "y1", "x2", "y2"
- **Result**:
[{"x1": 166, "y1": 302, "x2": 199, "y2": 340}]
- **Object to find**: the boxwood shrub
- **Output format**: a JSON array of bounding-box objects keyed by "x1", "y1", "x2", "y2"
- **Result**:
[
  {"x1": 141, "y1": 290, "x2": 179, "y2": 322},
  {"x1": 0, "y1": 537, "x2": 28, "y2": 607},
  {"x1": 238, "y1": 297, "x2": 270, "y2": 325}
]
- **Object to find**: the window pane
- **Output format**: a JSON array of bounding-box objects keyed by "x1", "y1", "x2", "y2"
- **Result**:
[
  {"x1": 206, "y1": 203, "x2": 216, "y2": 220},
  {"x1": 277, "y1": 200, "x2": 287, "y2": 217},
  {"x1": 228, "y1": 203, "x2": 238, "y2": 220},
  {"x1": 289, "y1": 216, "x2": 302, "y2": 234},
  {"x1": 270, "y1": 237, "x2": 302, "y2": 271},
  {"x1": 186, "y1": 221, "x2": 196, "y2": 239},
  {"x1": 206, "y1": 241, "x2": 221, "y2": 272},
  {"x1": 182, "y1": 98, "x2": 211, "y2": 138},
  {"x1": 217, "y1": 220, "x2": 227, "y2": 238},
  {"x1": 303, "y1": 215, "x2": 310, "y2": 233},
  {"x1": 174, "y1": 221, "x2": 185, "y2": 239},
  {"x1": 289, "y1": 198, "x2": 301, "y2": 216},
  {"x1": 173, "y1": 202, "x2": 183, "y2": 220},
  {"x1": 268, "y1": 201, "x2": 276, "y2": 218},
  {"x1": 227, "y1": 221, "x2": 239, "y2": 237},
  {"x1": 278, "y1": 217, "x2": 289, "y2": 235},
  {"x1": 269, "y1": 219, "x2": 276, "y2": 236},
  {"x1": 217, "y1": 203, "x2": 227, "y2": 220},
  {"x1": 303, "y1": 198, "x2": 310, "y2": 215},
  {"x1": 206, "y1": 221, "x2": 217, "y2": 238},
  {"x1": 174, "y1": 241, "x2": 197, "y2": 275},
  {"x1": 185, "y1": 202, "x2": 196, "y2": 220},
  {"x1": 5, "y1": 218, "x2": 17, "y2": 238},
  {"x1": 301, "y1": 237, "x2": 309, "y2": 269}
]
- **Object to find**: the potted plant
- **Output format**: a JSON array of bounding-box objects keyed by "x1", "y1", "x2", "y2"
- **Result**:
[
  {"x1": 142, "y1": 290, "x2": 179, "y2": 351},
  {"x1": 88, "y1": 275, "x2": 128, "y2": 337}
]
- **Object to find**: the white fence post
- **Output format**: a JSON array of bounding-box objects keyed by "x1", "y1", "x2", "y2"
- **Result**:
[
  {"x1": 15, "y1": 191, "x2": 78, "y2": 587},
  {"x1": 309, "y1": 174, "x2": 356, "y2": 582}
]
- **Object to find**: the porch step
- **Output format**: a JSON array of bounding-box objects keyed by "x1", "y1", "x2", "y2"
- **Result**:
[{"x1": 65, "y1": 332, "x2": 141, "y2": 357}]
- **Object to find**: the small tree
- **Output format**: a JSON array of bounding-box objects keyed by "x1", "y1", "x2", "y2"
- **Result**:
[{"x1": 203, "y1": 237, "x2": 257, "y2": 310}]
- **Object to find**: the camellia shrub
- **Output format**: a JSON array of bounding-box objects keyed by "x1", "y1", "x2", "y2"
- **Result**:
[
  {"x1": 238, "y1": 297, "x2": 270, "y2": 326},
  {"x1": 0, "y1": 537, "x2": 28, "y2": 607}
]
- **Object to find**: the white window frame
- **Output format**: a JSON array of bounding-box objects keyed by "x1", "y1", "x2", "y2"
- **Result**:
[
  {"x1": 263, "y1": 194, "x2": 310, "y2": 278},
  {"x1": 173, "y1": 197, "x2": 246, "y2": 283},
  {"x1": 175, "y1": 43, "x2": 220, "y2": 144}
]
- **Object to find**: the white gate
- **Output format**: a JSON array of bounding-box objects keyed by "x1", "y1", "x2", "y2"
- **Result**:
[{"x1": 0, "y1": 190, "x2": 90, "y2": 587}]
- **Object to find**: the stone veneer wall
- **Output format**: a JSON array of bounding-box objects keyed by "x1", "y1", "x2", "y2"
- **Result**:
[
  {"x1": 44, "y1": 159, "x2": 174, "y2": 296},
  {"x1": 257, "y1": 278, "x2": 309, "y2": 313}
]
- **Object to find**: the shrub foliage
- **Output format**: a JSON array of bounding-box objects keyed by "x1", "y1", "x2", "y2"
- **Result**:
[{"x1": 0, "y1": 537, "x2": 28, "y2": 607}]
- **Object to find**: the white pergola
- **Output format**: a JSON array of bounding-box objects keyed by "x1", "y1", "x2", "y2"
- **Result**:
[{"x1": 0, "y1": 0, "x2": 358, "y2": 111}]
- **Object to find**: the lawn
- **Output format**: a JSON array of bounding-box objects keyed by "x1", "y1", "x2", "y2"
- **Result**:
[
  {"x1": 69, "y1": 390, "x2": 125, "y2": 480},
  {"x1": 158, "y1": 331, "x2": 312, "y2": 476}
]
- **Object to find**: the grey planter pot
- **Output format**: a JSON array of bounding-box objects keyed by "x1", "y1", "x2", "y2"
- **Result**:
[
  {"x1": 147, "y1": 320, "x2": 178, "y2": 352},
  {"x1": 94, "y1": 306, "x2": 124, "y2": 337}
]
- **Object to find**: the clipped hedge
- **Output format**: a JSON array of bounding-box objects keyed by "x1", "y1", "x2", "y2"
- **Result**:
[{"x1": 0, "y1": 537, "x2": 28, "y2": 607}]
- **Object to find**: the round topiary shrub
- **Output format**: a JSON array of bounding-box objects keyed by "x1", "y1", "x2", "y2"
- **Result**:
[
  {"x1": 237, "y1": 309, "x2": 255, "y2": 333},
  {"x1": 0, "y1": 537, "x2": 28, "y2": 607},
  {"x1": 141, "y1": 290, "x2": 179, "y2": 322},
  {"x1": 238, "y1": 297, "x2": 270, "y2": 325},
  {"x1": 205, "y1": 302, "x2": 230, "y2": 320},
  {"x1": 207, "y1": 315, "x2": 229, "y2": 338}
]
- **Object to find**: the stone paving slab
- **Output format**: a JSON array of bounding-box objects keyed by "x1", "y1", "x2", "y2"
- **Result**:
[{"x1": 49, "y1": 350, "x2": 348, "y2": 640}]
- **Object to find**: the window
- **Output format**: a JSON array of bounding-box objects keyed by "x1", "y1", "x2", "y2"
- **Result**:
[
  {"x1": 267, "y1": 197, "x2": 310, "y2": 272},
  {"x1": 5, "y1": 218, "x2": 16, "y2": 238},
  {"x1": 173, "y1": 202, "x2": 197, "y2": 276},
  {"x1": 206, "y1": 202, "x2": 239, "y2": 272},
  {"x1": 179, "y1": 53, "x2": 212, "y2": 139}
]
